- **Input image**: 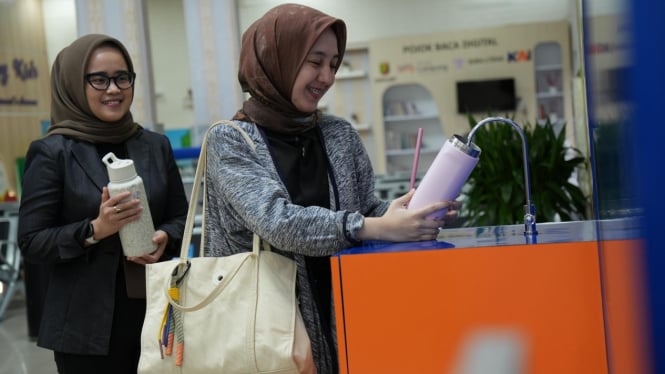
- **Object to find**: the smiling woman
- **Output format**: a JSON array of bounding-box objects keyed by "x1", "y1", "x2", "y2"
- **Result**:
[
  {"x1": 17, "y1": 34, "x2": 189, "y2": 374},
  {"x1": 291, "y1": 28, "x2": 340, "y2": 113},
  {"x1": 203, "y1": 4, "x2": 460, "y2": 373},
  {"x1": 84, "y1": 46, "x2": 135, "y2": 123}
]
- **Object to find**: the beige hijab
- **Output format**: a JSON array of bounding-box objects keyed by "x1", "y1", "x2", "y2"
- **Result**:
[
  {"x1": 234, "y1": 4, "x2": 347, "y2": 134},
  {"x1": 48, "y1": 34, "x2": 140, "y2": 144}
]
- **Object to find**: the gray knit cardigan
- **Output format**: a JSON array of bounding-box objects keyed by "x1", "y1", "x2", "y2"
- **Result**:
[{"x1": 203, "y1": 114, "x2": 389, "y2": 373}]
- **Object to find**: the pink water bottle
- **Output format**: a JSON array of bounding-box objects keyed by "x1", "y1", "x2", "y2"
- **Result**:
[{"x1": 408, "y1": 135, "x2": 481, "y2": 219}]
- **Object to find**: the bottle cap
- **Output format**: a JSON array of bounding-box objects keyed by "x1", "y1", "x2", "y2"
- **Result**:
[
  {"x1": 450, "y1": 134, "x2": 481, "y2": 158},
  {"x1": 102, "y1": 152, "x2": 137, "y2": 182}
]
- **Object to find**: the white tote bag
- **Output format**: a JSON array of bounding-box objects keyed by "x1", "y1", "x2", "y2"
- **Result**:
[{"x1": 138, "y1": 120, "x2": 314, "y2": 374}]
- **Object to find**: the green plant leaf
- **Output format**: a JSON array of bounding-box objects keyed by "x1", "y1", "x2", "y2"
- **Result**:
[{"x1": 461, "y1": 116, "x2": 589, "y2": 226}]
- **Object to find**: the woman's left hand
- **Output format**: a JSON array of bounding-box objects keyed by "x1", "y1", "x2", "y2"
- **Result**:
[
  {"x1": 441, "y1": 200, "x2": 462, "y2": 227},
  {"x1": 127, "y1": 230, "x2": 169, "y2": 265}
]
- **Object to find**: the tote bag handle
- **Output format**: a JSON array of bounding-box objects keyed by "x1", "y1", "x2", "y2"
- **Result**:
[
  {"x1": 166, "y1": 120, "x2": 266, "y2": 313},
  {"x1": 178, "y1": 119, "x2": 256, "y2": 261}
]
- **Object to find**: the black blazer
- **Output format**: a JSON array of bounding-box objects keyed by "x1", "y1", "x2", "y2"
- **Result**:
[{"x1": 18, "y1": 129, "x2": 188, "y2": 354}]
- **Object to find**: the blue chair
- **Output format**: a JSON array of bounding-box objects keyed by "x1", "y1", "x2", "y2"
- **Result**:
[{"x1": 0, "y1": 216, "x2": 21, "y2": 321}]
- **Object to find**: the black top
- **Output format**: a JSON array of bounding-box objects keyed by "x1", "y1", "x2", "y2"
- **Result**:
[{"x1": 259, "y1": 126, "x2": 338, "y2": 371}]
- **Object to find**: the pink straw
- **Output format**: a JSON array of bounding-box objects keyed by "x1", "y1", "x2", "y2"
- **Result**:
[{"x1": 409, "y1": 128, "x2": 424, "y2": 190}]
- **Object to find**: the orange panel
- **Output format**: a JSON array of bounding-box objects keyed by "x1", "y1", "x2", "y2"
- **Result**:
[
  {"x1": 330, "y1": 255, "x2": 348, "y2": 371},
  {"x1": 600, "y1": 239, "x2": 651, "y2": 374},
  {"x1": 333, "y1": 242, "x2": 608, "y2": 374}
]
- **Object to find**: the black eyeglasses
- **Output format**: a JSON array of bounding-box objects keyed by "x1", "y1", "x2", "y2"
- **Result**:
[{"x1": 85, "y1": 72, "x2": 136, "y2": 91}]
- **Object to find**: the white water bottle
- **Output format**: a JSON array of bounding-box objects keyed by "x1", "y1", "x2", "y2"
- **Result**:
[
  {"x1": 102, "y1": 152, "x2": 157, "y2": 256},
  {"x1": 408, "y1": 135, "x2": 481, "y2": 220}
]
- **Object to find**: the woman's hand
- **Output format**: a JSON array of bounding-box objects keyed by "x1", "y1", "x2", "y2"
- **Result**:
[
  {"x1": 127, "y1": 230, "x2": 169, "y2": 265},
  {"x1": 440, "y1": 200, "x2": 461, "y2": 227},
  {"x1": 357, "y1": 189, "x2": 461, "y2": 242},
  {"x1": 90, "y1": 187, "x2": 142, "y2": 241}
]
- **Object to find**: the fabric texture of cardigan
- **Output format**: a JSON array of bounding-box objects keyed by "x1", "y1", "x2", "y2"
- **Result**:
[{"x1": 204, "y1": 114, "x2": 389, "y2": 373}]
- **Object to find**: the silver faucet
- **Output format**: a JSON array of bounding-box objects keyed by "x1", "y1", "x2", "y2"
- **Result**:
[{"x1": 467, "y1": 117, "x2": 538, "y2": 244}]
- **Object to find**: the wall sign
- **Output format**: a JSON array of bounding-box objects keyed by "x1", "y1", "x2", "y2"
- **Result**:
[{"x1": 0, "y1": 55, "x2": 40, "y2": 107}]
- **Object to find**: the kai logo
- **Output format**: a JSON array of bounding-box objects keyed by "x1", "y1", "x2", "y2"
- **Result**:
[
  {"x1": 379, "y1": 62, "x2": 390, "y2": 75},
  {"x1": 507, "y1": 50, "x2": 531, "y2": 62}
]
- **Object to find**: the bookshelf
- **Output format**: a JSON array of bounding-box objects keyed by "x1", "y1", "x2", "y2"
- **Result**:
[{"x1": 381, "y1": 83, "x2": 445, "y2": 176}]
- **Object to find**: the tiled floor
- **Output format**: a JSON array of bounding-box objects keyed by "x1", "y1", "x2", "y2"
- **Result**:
[{"x1": 0, "y1": 286, "x2": 56, "y2": 374}]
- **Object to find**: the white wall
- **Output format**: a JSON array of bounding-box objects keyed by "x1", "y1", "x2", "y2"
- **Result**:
[
  {"x1": 146, "y1": 0, "x2": 195, "y2": 130},
  {"x1": 41, "y1": 0, "x2": 77, "y2": 68},
  {"x1": 40, "y1": 0, "x2": 625, "y2": 131},
  {"x1": 237, "y1": 0, "x2": 575, "y2": 43}
]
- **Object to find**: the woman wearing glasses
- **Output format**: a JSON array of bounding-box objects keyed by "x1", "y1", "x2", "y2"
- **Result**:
[{"x1": 18, "y1": 34, "x2": 188, "y2": 373}]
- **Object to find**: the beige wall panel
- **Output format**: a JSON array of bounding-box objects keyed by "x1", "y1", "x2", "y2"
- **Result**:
[
  {"x1": 369, "y1": 21, "x2": 573, "y2": 174},
  {"x1": 0, "y1": 0, "x2": 51, "y2": 192}
]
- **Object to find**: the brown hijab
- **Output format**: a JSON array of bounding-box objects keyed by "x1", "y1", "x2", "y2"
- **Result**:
[
  {"x1": 48, "y1": 34, "x2": 140, "y2": 144},
  {"x1": 234, "y1": 4, "x2": 347, "y2": 134}
]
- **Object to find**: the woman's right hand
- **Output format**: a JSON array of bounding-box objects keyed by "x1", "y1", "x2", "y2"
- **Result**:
[
  {"x1": 90, "y1": 187, "x2": 142, "y2": 241},
  {"x1": 357, "y1": 189, "x2": 455, "y2": 242}
]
